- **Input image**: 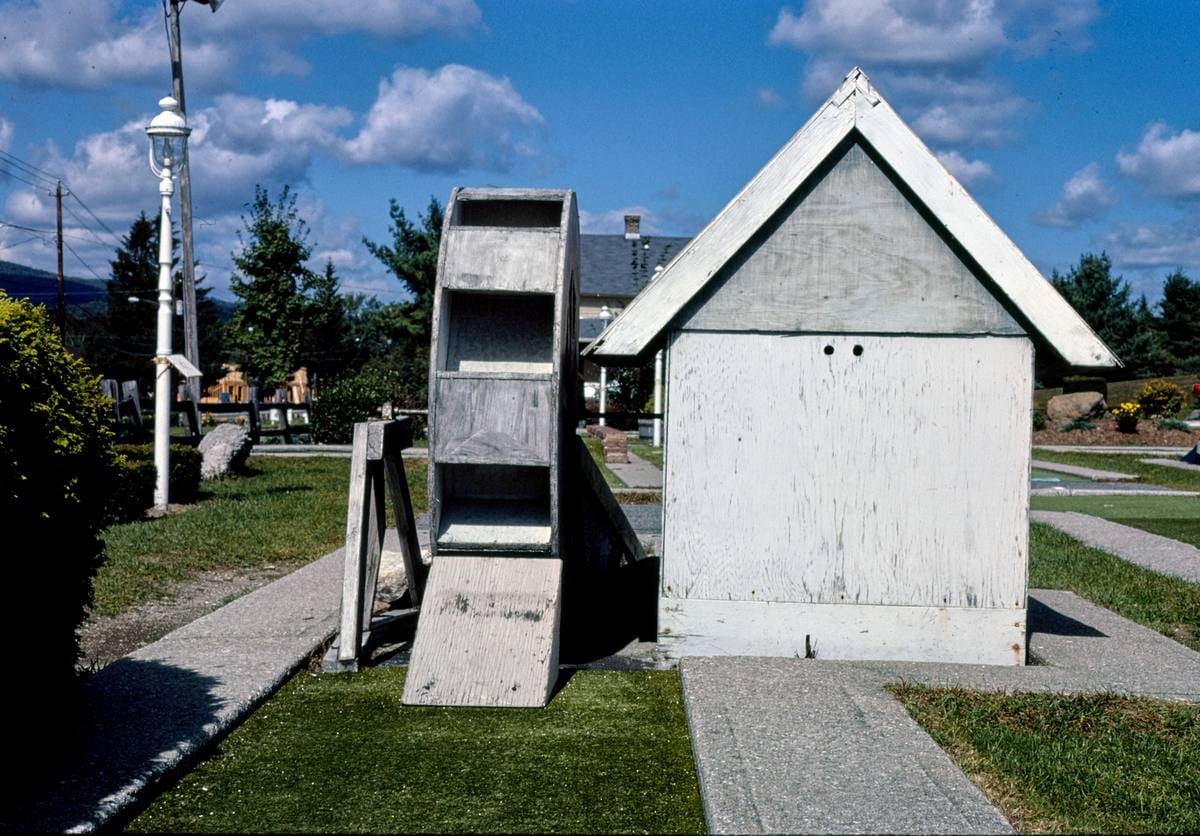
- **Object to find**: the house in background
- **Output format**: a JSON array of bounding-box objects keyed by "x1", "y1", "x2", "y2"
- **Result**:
[{"x1": 579, "y1": 215, "x2": 690, "y2": 403}]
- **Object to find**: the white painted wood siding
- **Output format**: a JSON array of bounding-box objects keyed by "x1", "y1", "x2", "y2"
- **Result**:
[
  {"x1": 442, "y1": 227, "x2": 561, "y2": 294},
  {"x1": 663, "y1": 332, "x2": 1031, "y2": 610},
  {"x1": 681, "y1": 143, "x2": 1022, "y2": 335}
]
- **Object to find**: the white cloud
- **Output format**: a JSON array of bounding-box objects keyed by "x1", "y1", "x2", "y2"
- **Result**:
[
  {"x1": 770, "y1": 1, "x2": 1098, "y2": 148},
  {"x1": 935, "y1": 150, "x2": 994, "y2": 187},
  {"x1": 1103, "y1": 211, "x2": 1200, "y2": 271},
  {"x1": 0, "y1": 117, "x2": 13, "y2": 153},
  {"x1": 341, "y1": 65, "x2": 543, "y2": 171},
  {"x1": 755, "y1": 87, "x2": 784, "y2": 109},
  {"x1": 1116, "y1": 122, "x2": 1200, "y2": 201},
  {"x1": 194, "y1": 0, "x2": 483, "y2": 39},
  {"x1": 1034, "y1": 163, "x2": 1118, "y2": 228}
]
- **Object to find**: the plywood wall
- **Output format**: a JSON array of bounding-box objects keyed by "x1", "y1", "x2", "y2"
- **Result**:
[{"x1": 663, "y1": 332, "x2": 1031, "y2": 611}]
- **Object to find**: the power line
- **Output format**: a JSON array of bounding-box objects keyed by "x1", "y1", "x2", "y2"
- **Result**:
[
  {"x1": 67, "y1": 191, "x2": 122, "y2": 248},
  {"x1": 0, "y1": 163, "x2": 53, "y2": 193},
  {"x1": 63, "y1": 203, "x2": 117, "y2": 251},
  {"x1": 0, "y1": 149, "x2": 62, "y2": 185},
  {"x1": 61, "y1": 240, "x2": 105, "y2": 281},
  {"x1": 0, "y1": 218, "x2": 115, "y2": 248}
]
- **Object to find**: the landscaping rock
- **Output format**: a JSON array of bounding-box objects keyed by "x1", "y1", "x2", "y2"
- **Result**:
[
  {"x1": 1046, "y1": 391, "x2": 1106, "y2": 423},
  {"x1": 587, "y1": 425, "x2": 628, "y2": 463},
  {"x1": 199, "y1": 423, "x2": 253, "y2": 480}
]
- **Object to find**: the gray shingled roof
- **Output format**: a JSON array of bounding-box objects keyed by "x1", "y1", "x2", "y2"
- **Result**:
[{"x1": 580, "y1": 234, "x2": 692, "y2": 299}]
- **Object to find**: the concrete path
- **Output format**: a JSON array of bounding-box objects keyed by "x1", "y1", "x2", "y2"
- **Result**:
[
  {"x1": 5, "y1": 551, "x2": 344, "y2": 833},
  {"x1": 1034, "y1": 444, "x2": 1190, "y2": 455},
  {"x1": 607, "y1": 450, "x2": 663, "y2": 489},
  {"x1": 681, "y1": 588, "x2": 1200, "y2": 834},
  {"x1": 1030, "y1": 484, "x2": 1198, "y2": 497},
  {"x1": 1031, "y1": 458, "x2": 1136, "y2": 481},
  {"x1": 1141, "y1": 457, "x2": 1200, "y2": 472},
  {"x1": 1032, "y1": 510, "x2": 1200, "y2": 583},
  {"x1": 609, "y1": 450, "x2": 667, "y2": 489}
]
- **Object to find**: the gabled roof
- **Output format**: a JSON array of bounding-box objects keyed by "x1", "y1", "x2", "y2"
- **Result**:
[
  {"x1": 585, "y1": 67, "x2": 1120, "y2": 368},
  {"x1": 581, "y1": 234, "x2": 692, "y2": 299}
]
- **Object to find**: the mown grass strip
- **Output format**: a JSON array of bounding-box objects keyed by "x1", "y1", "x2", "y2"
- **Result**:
[
  {"x1": 94, "y1": 456, "x2": 427, "y2": 617},
  {"x1": 580, "y1": 433, "x2": 625, "y2": 487},
  {"x1": 627, "y1": 438, "x2": 664, "y2": 470},
  {"x1": 1029, "y1": 521, "x2": 1200, "y2": 651},
  {"x1": 1032, "y1": 449, "x2": 1200, "y2": 494},
  {"x1": 1030, "y1": 494, "x2": 1200, "y2": 548},
  {"x1": 127, "y1": 668, "x2": 705, "y2": 835},
  {"x1": 889, "y1": 684, "x2": 1200, "y2": 834}
]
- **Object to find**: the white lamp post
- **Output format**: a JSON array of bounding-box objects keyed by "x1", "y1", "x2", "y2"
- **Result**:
[
  {"x1": 146, "y1": 96, "x2": 190, "y2": 510},
  {"x1": 597, "y1": 305, "x2": 614, "y2": 427}
]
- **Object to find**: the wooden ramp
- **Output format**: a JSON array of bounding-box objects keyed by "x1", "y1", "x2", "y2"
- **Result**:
[{"x1": 402, "y1": 556, "x2": 562, "y2": 707}]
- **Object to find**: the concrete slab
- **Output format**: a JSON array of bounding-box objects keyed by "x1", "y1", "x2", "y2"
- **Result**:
[
  {"x1": 607, "y1": 451, "x2": 663, "y2": 489},
  {"x1": 1034, "y1": 445, "x2": 1190, "y2": 456},
  {"x1": 1031, "y1": 485, "x2": 1198, "y2": 497},
  {"x1": 1140, "y1": 458, "x2": 1200, "y2": 472},
  {"x1": 1032, "y1": 510, "x2": 1200, "y2": 583}
]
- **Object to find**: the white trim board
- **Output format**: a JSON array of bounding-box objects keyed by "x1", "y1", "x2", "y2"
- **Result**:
[
  {"x1": 659, "y1": 597, "x2": 1027, "y2": 666},
  {"x1": 585, "y1": 67, "x2": 1118, "y2": 369}
]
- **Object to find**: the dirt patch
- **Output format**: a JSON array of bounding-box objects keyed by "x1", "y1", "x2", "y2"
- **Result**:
[
  {"x1": 78, "y1": 565, "x2": 292, "y2": 673},
  {"x1": 1033, "y1": 418, "x2": 1198, "y2": 448}
]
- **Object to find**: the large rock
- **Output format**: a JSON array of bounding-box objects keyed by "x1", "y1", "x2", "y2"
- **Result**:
[
  {"x1": 199, "y1": 422, "x2": 253, "y2": 480},
  {"x1": 1046, "y1": 391, "x2": 1106, "y2": 424}
]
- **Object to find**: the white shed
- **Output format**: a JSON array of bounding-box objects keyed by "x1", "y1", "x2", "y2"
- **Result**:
[{"x1": 585, "y1": 68, "x2": 1119, "y2": 666}]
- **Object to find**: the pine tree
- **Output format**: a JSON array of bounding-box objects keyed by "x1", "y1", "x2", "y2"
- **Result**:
[
  {"x1": 1157, "y1": 270, "x2": 1200, "y2": 370},
  {"x1": 227, "y1": 186, "x2": 316, "y2": 389},
  {"x1": 301, "y1": 260, "x2": 353, "y2": 384}
]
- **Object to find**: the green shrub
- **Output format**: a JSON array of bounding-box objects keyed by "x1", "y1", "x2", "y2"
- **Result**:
[
  {"x1": 108, "y1": 444, "x2": 203, "y2": 521},
  {"x1": 310, "y1": 371, "x2": 392, "y2": 444},
  {"x1": 0, "y1": 293, "x2": 120, "y2": 727},
  {"x1": 1156, "y1": 418, "x2": 1193, "y2": 432},
  {"x1": 1058, "y1": 419, "x2": 1097, "y2": 432},
  {"x1": 1062, "y1": 375, "x2": 1108, "y2": 400},
  {"x1": 1032, "y1": 406, "x2": 1047, "y2": 431},
  {"x1": 1136, "y1": 379, "x2": 1187, "y2": 418}
]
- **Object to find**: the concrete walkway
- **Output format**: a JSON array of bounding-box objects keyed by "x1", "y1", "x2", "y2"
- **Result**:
[
  {"x1": 5, "y1": 551, "x2": 344, "y2": 833},
  {"x1": 682, "y1": 587, "x2": 1200, "y2": 834},
  {"x1": 1034, "y1": 444, "x2": 1190, "y2": 455},
  {"x1": 1032, "y1": 510, "x2": 1200, "y2": 583},
  {"x1": 607, "y1": 450, "x2": 663, "y2": 489},
  {"x1": 1031, "y1": 458, "x2": 1137, "y2": 481}
]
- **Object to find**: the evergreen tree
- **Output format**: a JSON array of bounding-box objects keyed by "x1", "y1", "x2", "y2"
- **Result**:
[
  {"x1": 1050, "y1": 252, "x2": 1165, "y2": 377},
  {"x1": 362, "y1": 196, "x2": 442, "y2": 403},
  {"x1": 101, "y1": 212, "x2": 159, "y2": 388},
  {"x1": 227, "y1": 186, "x2": 316, "y2": 389},
  {"x1": 301, "y1": 259, "x2": 354, "y2": 384},
  {"x1": 1157, "y1": 270, "x2": 1200, "y2": 370}
]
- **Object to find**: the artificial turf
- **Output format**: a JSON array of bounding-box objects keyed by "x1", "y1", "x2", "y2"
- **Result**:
[
  {"x1": 890, "y1": 685, "x2": 1200, "y2": 834},
  {"x1": 1030, "y1": 494, "x2": 1200, "y2": 547},
  {"x1": 126, "y1": 668, "x2": 705, "y2": 834},
  {"x1": 1032, "y1": 449, "x2": 1200, "y2": 494}
]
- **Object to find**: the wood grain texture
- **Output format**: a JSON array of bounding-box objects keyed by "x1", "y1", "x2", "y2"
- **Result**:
[
  {"x1": 433, "y1": 376, "x2": 552, "y2": 465},
  {"x1": 337, "y1": 422, "x2": 386, "y2": 663},
  {"x1": 403, "y1": 556, "x2": 562, "y2": 707},
  {"x1": 442, "y1": 228, "x2": 561, "y2": 294},
  {"x1": 442, "y1": 291, "x2": 554, "y2": 374},
  {"x1": 659, "y1": 597, "x2": 1027, "y2": 666},
  {"x1": 681, "y1": 143, "x2": 1022, "y2": 335},
  {"x1": 662, "y1": 332, "x2": 1031, "y2": 610}
]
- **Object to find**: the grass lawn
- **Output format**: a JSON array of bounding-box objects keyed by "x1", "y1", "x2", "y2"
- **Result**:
[
  {"x1": 1034, "y1": 373, "x2": 1199, "y2": 411},
  {"x1": 1033, "y1": 449, "x2": 1200, "y2": 493},
  {"x1": 1031, "y1": 494, "x2": 1200, "y2": 548},
  {"x1": 1029, "y1": 522, "x2": 1200, "y2": 651},
  {"x1": 127, "y1": 668, "x2": 704, "y2": 834},
  {"x1": 94, "y1": 456, "x2": 428, "y2": 617},
  {"x1": 890, "y1": 685, "x2": 1200, "y2": 834},
  {"x1": 627, "y1": 438, "x2": 664, "y2": 469}
]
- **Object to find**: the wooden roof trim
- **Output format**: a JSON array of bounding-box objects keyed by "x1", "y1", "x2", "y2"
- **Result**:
[{"x1": 586, "y1": 67, "x2": 1119, "y2": 368}]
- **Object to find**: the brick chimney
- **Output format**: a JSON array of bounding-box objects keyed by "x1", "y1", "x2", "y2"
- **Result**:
[{"x1": 624, "y1": 214, "x2": 641, "y2": 240}]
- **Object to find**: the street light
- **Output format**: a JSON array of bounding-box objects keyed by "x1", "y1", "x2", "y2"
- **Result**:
[
  {"x1": 146, "y1": 95, "x2": 190, "y2": 510},
  {"x1": 598, "y1": 305, "x2": 614, "y2": 427}
]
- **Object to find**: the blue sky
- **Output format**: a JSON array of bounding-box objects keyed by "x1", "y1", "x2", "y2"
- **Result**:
[{"x1": 1, "y1": 0, "x2": 1198, "y2": 304}]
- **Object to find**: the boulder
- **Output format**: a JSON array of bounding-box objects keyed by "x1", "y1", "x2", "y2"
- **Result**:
[
  {"x1": 1046, "y1": 391, "x2": 1106, "y2": 424},
  {"x1": 199, "y1": 422, "x2": 253, "y2": 480}
]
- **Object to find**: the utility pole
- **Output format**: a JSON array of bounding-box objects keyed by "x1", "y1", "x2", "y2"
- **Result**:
[
  {"x1": 166, "y1": 0, "x2": 201, "y2": 402},
  {"x1": 55, "y1": 180, "x2": 65, "y2": 338}
]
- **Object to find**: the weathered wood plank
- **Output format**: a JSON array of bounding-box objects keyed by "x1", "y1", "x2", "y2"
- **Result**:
[
  {"x1": 663, "y1": 332, "x2": 1031, "y2": 610},
  {"x1": 442, "y1": 227, "x2": 561, "y2": 293},
  {"x1": 442, "y1": 291, "x2": 554, "y2": 374},
  {"x1": 659, "y1": 597, "x2": 1027, "y2": 666},
  {"x1": 433, "y1": 376, "x2": 552, "y2": 466},
  {"x1": 577, "y1": 436, "x2": 647, "y2": 563},
  {"x1": 338, "y1": 422, "x2": 385, "y2": 663},
  {"x1": 384, "y1": 452, "x2": 426, "y2": 606},
  {"x1": 436, "y1": 499, "x2": 552, "y2": 552},
  {"x1": 681, "y1": 143, "x2": 1023, "y2": 335},
  {"x1": 403, "y1": 556, "x2": 562, "y2": 707}
]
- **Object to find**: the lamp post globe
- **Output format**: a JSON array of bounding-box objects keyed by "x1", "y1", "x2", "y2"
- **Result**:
[{"x1": 145, "y1": 95, "x2": 190, "y2": 511}]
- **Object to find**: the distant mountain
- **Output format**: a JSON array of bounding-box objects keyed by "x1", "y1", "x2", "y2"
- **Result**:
[
  {"x1": 0, "y1": 258, "x2": 236, "y2": 321},
  {"x1": 0, "y1": 259, "x2": 107, "y2": 309}
]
